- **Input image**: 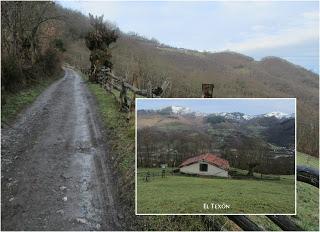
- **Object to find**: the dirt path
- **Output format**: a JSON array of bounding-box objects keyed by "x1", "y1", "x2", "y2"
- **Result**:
[{"x1": 1, "y1": 68, "x2": 121, "y2": 230}]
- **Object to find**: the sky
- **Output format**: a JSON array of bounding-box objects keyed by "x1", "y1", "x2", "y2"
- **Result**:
[
  {"x1": 59, "y1": 0, "x2": 319, "y2": 73},
  {"x1": 136, "y1": 99, "x2": 296, "y2": 115}
]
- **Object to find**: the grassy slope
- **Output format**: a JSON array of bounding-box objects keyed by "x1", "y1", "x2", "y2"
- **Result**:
[
  {"x1": 1, "y1": 76, "x2": 61, "y2": 125},
  {"x1": 297, "y1": 152, "x2": 319, "y2": 169},
  {"x1": 137, "y1": 171, "x2": 295, "y2": 214},
  {"x1": 294, "y1": 152, "x2": 319, "y2": 231},
  {"x1": 249, "y1": 152, "x2": 319, "y2": 231},
  {"x1": 87, "y1": 80, "x2": 319, "y2": 230}
]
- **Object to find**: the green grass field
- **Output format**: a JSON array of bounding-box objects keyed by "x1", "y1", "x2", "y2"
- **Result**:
[{"x1": 137, "y1": 169, "x2": 295, "y2": 214}]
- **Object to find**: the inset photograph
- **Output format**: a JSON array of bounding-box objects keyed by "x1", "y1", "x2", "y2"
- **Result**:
[{"x1": 136, "y1": 98, "x2": 296, "y2": 215}]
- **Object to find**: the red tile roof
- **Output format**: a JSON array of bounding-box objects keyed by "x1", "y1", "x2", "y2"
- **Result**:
[{"x1": 179, "y1": 153, "x2": 230, "y2": 171}]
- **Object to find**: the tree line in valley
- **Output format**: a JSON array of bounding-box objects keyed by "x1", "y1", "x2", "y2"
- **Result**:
[{"x1": 137, "y1": 127, "x2": 294, "y2": 175}]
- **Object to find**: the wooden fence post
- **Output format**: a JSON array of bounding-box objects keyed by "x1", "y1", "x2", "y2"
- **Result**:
[
  {"x1": 105, "y1": 75, "x2": 111, "y2": 92},
  {"x1": 147, "y1": 81, "x2": 153, "y2": 98},
  {"x1": 202, "y1": 83, "x2": 214, "y2": 98},
  {"x1": 109, "y1": 75, "x2": 113, "y2": 92},
  {"x1": 266, "y1": 215, "x2": 302, "y2": 231},
  {"x1": 227, "y1": 215, "x2": 263, "y2": 231},
  {"x1": 120, "y1": 81, "x2": 129, "y2": 112},
  {"x1": 127, "y1": 74, "x2": 138, "y2": 121}
]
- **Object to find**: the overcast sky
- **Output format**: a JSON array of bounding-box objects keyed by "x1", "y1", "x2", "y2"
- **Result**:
[
  {"x1": 59, "y1": 0, "x2": 319, "y2": 73},
  {"x1": 137, "y1": 99, "x2": 296, "y2": 115}
]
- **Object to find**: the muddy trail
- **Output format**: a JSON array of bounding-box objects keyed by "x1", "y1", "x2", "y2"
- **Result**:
[{"x1": 1, "y1": 68, "x2": 122, "y2": 230}]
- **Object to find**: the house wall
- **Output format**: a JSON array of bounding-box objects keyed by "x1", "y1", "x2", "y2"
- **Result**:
[{"x1": 180, "y1": 161, "x2": 228, "y2": 177}]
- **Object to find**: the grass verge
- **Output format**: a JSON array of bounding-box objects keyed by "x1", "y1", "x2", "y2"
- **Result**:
[
  {"x1": 297, "y1": 152, "x2": 319, "y2": 169},
  {"x1": 87, "y1": 82, "x2": 135, "y2": 173},
  {"x1": 293, "y1": 152, "x2": 319, "y2": 231},
  {"x1": 1, "y1": 75, "x2": 61, "y2": 125}
]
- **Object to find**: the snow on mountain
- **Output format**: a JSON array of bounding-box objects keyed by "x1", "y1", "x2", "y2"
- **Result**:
[
  {"x1": 158, "y1": 106, "x2": 208, "y2": 116},
  {"x1": 149, "y1": 107, "x2": 295, "y2": 120},
  {"x1": 207, "y1": 111, "x2": 295, "y2": 120},
  {"x1": 212, "y1": 112, "x2": 252, "y2": 120},
  {"x1": 157, "y1": 106, "x2": 192, "y2": 115},
  {"x1": 259, "y1": 112, "x2": 295, "y2": 119},
  {"x1": 288, "y1": 113, "x2": 295, "y2": 118},
  {"x1": 170, "y1": 106, "x2": 191, "y2": 115},
  {"x1": 243, "y1": 114, "x2": 254, "y2": 120}
]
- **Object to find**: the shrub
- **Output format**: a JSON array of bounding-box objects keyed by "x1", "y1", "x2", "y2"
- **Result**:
[
  {"x1": 53, "y1": 39, "x2": 66, "y2": 52},
  {"x1": 38, "y1": 47, "x2": 61, "y2": 75},
  {"x1": 1, "y1": 55, "x2": 25, "y2": 93}
]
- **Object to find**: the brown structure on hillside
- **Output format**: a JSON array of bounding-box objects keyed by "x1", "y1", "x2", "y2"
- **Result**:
[{"x1": 179, "y1": 153, "x2": 229, "y2": 177}]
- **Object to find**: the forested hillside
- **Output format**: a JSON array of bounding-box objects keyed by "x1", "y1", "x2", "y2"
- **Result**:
[
  {"x1": 1, "y1": 1, "x2": 318, "y2": 157},
  {"x1": 111, "y1": 35, "x2": 318, "y2": 156}
]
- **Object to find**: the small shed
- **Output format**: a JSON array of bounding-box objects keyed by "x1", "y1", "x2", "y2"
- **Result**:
[{"x1": 179, "y1": 153, "x2": 229, "y2": 177}]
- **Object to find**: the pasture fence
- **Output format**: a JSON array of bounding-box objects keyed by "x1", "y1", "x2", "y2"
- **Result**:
[
  {"x1": 80, "y1": 67, "x2": 170, "y2": 121},
  {"x1": 137, "y1": 169, "x2": 172, "y2": 182}
]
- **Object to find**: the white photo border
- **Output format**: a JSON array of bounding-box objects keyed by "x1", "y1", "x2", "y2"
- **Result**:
[{"x1": 135, "y1": 97, "x2": 297, "y2": 216}]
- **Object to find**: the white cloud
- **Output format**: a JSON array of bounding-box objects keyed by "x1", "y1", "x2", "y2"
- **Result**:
[
  {"x1": 223, "y1": 8, "x2": 319, "y2": 53},
  {"x1": 225, "y1": 27, "x2": 317, "y2": 52},
  {"x1": 302, "y1": 10, "x2": 319, "y2": 21}
]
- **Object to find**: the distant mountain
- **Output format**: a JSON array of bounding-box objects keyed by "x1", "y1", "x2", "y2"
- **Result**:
[
  {"x1": 138, "y1": 108, "x2": 295, "y2": 149},
  {"x1": 138, "y1": 107, "x2": 295, "y2": 121}
]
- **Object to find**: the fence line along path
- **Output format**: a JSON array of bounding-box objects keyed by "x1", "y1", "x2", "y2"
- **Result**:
[{"x1": 81, "y1": 67, "x2": 170, "y2": 120}]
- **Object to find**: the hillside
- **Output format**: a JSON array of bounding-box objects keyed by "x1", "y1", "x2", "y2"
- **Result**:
[
  {"x1": 60, "y1": 7, "x2": 318, "y2": 156},
  {"x1": 108, "y1": 35, "x2": 318, "y2": 156}
]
